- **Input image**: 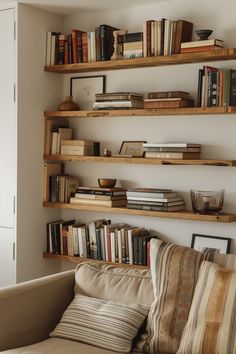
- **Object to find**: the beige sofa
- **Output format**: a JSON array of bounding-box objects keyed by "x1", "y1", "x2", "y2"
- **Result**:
[{"x1": 0, "y1": 263, "x2": 153, "y2": 354}]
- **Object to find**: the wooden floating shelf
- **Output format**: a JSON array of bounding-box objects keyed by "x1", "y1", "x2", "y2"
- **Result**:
[
  {"x1": 44, "y1": 106, "x2": 236, "y2": 118},
  {"x1": 44, "y1": 48, "x2": 236, "y2": 73},
  {"x1": 43, "y1": 252, "x2": 148, "y2": 268},
  {"x1": 43, "y1": 155, "x2": 236, "y2": 166},
  {"x1": 43, "y1": 202, "x2": 236, "y2": 223}
]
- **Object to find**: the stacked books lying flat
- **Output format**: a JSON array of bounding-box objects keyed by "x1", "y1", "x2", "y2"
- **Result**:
[
  {"x1": 127, "y1": 188, "x2": 185, "y2": 211},
  {"x1": 180, "y1": 38, "x2": 224, "y2": 54},
  {"x1": 144, "y1": 91, "x2": 194, "y2": 108},
  {"x1": 143, "y1": 143, "x2": 201, "y2": 159},
  {"x1": 93, "y1": 92, "x2": 144, "y2": 110},
  {"x1": 70, "y1": 187, "x2": 127, "y2": 207},
  {"x1": 61, "y1": 140, "x2": 94, "y2": 156},
  {"x1": 197, "y1": 66, "x2": 236, "y2": 107},
  {"x1": 47, "y1": 218, "x2": 154, "y2": 266}
]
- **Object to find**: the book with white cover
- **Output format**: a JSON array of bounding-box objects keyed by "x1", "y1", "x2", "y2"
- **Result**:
[
  {"x1": 181, "y1": 39, "x2": 223, "y2": 48},
  {"x1": 143, "y1": 143, "x2": 201, "y2": 148}
]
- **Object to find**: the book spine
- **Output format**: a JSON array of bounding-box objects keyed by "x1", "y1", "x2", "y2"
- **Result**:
[
  {"x1": 68, "y1": 34, "x2": 73, "y2": 64},
  {"x1": 71, "y1": 30, "x2": 78, "y2": 63},
  {"x1": 229, "y1": 69, "x2": 236, "y2": 106},
  {"x1": 58, "y1": 34, "x2": 65, "y2": 64},
  {"x1": 197, "y1": 69, "x2": 204, "y2": 107},
  {"x1": 77, "y1": 31, "x2": 83, "y2": 63},
  {"x1": 82, "y1": 32, "x2": 88, "y2": 62},
  {"x1": 95, "y1": 27, "x2": 101, "y2": 61},
  {"x1": 64, "y1": 37, "x2": 68, "y2": 64}
]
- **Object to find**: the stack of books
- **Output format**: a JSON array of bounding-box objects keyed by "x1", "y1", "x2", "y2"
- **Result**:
[
  {"x1": 49, "y1": 175, "x2": 79, "y2": 203},
  {"x1": 61, "y1": 140, "x2": 94, "y2": 156},
  {"x1": 143, "y1": 142, "x2": 201, "y2": 159},
  {"x1": 46, "y1": 218, "x2": 154, "y2": 266},
  {"x1": 144, "y1": 91, "x2": 194, "y2": 108},
  {"x1": 70, "y1": 186, "x2": 127, "y2": 207},
  {"x1": 180, "y1": 38, "x2": 224, "y2": 54},
  {"x1": 121, "y1": 32, "x2": 143, "y2": 58},
  {"x1": 197, "y1": 66, "x2": 236, "y2": 107},
  {"x1": 127, "y1": 188, "x2": 185, "y2": 211},
  {"x1": 93, "y1": 92, "x2": 144, "y2": 110}
]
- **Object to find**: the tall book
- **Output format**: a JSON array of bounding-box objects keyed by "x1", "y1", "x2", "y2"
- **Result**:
[
  {"x1": 174, "y1": 20, "x2": 193, "y2": 54},
  {"x1": 44, "y1": 119, "x2": 68, "y2": 155},
  {"x1": 43, "y1": 162, "x2": 62, "y2": 202},
  {"x1": 99, "y1": 24, "x2": 119, "y2": 60}
]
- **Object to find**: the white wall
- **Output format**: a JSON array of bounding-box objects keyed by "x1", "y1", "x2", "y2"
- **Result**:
[
  {"x1": 56, "y1": 0, "x2": 236, "y2": 273},
  {"x1": 17, "y1": 4, "x2": 64, "y2": 281}
]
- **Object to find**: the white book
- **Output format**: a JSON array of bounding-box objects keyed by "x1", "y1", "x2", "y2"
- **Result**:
[
  {"x1": 110, "y1": 231, "x2": 116, "y2": 263},
  {"x1": 127, "y1": 196, "x2": 182, "y2": 202},
  {"x1": 128, "y1": 229, "x2": 133, "y2": 265},
  {"x1": 72, "y1": 226, "x2": 79, "y2": 256},
  {"x1": 67, "y1": 225, "x2": 74, "y2": 256},
  {"x1": 117, "y1": 229, "x2": 122, "y2": 263},
  {"x1": 100, "y1": 228, "x2": 106, "y2": 260},
  {"x1": 181, "y1": 39, "x2": 223, "y2": 49},
  {"x1": 90, "y1": 31, "x2": 96, "y2": 62},
  {"x1": 51, "y1": 132, "x2": 58, "y2": 154},
  {"x1": 143, "y1": 143, "x2": 201, "y2": 148},
  {"x1": 50, "y1": 34, "x2": 56, "y2": 66},
  {"x1": 78, "y1": 227, "x2": 87, "y2": 258},
  {"x1": 164, "y1": 19, "x2": 171, "y2": 56}
]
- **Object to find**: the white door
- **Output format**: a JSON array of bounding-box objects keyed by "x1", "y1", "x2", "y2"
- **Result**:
[
  {"x1": 0, "y1": 8, "x2": 15, "y2": 228},
  {"x1": 0, "y1": 227, "x2": 15, "y2": 286}
]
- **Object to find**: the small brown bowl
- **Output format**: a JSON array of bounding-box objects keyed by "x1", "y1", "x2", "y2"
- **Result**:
[{"x1": 98, "y1": 178, "x2": 117, "y2": 188}]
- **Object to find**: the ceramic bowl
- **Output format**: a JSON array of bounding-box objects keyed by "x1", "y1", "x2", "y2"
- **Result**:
[
  {"x1": 195, "y1": 29, "x2": 213, "y2": 40},
  {"x1": 98, "y1": 178, "x2": 117, "y2": 188}
]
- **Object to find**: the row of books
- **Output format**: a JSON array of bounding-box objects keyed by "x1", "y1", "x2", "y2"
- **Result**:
[
  {"x1": 46, "y1": 218, "x2": 154, "y2": 266},
  {"x1": 143, "y1": 19, "x2": 193, "y2": 57},
  {"x1": 48, "y1": 174, "x2": 79, "y2": 203},
  {"x1": 143, "y1": 142, "x2": 201, "y2": 160},
  {"x1": 196, "y1": 66, "x2": 236, "y2": 107},
  {"x1": 126, "y1": 188, "x2": 185, "y2": 211},
  {"x1": 45, "y1": 18, "x2": 194, "y2": 65},
  {"x1": 70, "y1": 186, "x2": 127, "y2": 208},
  {"x1": 46, "y1": 24, "x2": 118, "y2": 65}
]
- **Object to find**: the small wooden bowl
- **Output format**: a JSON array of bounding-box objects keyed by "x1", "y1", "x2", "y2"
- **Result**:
[{"x1": 98, "y1": 178, "x2": 117, "y2": 188}]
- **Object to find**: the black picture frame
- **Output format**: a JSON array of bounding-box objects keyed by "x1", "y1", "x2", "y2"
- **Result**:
[
  {"x1": 191, "y1": 233, "x2": 231, "y2": 254},
  {"x1": 70, "y1": 75, "x2": 106, "y2": 110}
]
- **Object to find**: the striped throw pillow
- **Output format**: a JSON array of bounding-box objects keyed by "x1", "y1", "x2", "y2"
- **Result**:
[
  {"x1": 177, "y1": 261, "x2": 236, "y2": 354},
  {"x1": 50, "y1": 294, "x2": 149, "y2": 353},
  {"x1": 143, "y1": 239, "x2": 206, "y2": 354}
]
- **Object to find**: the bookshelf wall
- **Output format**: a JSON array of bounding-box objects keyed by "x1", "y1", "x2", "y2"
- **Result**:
[{"x1": 43, "y1": 0, "x2": 236, "y2": 267}]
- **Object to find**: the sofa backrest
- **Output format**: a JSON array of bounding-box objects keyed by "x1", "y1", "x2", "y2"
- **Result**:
[{"x1": 74, "y1": 262, "x2": 154, "y2": 305}]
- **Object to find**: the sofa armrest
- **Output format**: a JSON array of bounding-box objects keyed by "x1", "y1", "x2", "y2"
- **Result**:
[{"x1": 0, "y1": 270, "x2": 75, "y2": 351}]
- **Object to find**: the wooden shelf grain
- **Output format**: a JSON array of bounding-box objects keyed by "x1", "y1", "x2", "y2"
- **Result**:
[
  {"x1": 44, "y1": 106, "x2": 236, "y2": 118},
  {"x1": 43, "y1": 252, "x2": 148, "y2": 268},
  {"x1": 43, "y1": 202, "x2": 236, "y2": 223},
  {"x1": 44, "y1": 48, "x2": 236, "y2": 73},
  {"x1": 43, "y1": 155, "x2": 236, "y2": 166}
]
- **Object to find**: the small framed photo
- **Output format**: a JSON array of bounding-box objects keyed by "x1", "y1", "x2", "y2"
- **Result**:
[
  {"x1": 191, "y1": 233, "x2": 231, "y2": 254},
  {"x1": 70, "y1": 75, "x2": 106, "y2": 110},
  {"x1": 119, "y1": 141, "x2": 146, "y2": 157}
]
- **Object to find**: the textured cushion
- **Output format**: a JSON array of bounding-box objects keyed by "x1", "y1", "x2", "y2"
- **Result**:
[
  {"x1": 50, "y1": 294, "x2": 149, "y2": 353},
  {"x1": 177, "y1": 261, "x2": 236, "y2": 354},
  {"x1": 74, "y1": 262, "x2": 153, "y2": 305},
  {"x1": 143, "y1": 239, "x2": 206, "y2": 354}
]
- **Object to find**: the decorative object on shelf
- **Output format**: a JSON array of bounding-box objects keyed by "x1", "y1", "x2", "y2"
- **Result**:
[
  {"x1": 103, "y1": 148, "x2": 112, "y2": 157},
  {"x1": 190, "y1": 189, "x2": 224, "y2": 214},
  {"x1": 70, "y1": 75, "x2": 106, "y2": 110},
  {"x1": 111, "y1": 29, "x2": 127, "y2": 60},
  {"x1": 93, "y1": 142, "x2": 100, "y2": 156},
  {"x1": 196, "y1": 29, "x2": 213, "y2": 40},
  {"x1": 119, "y1": 141, "x2": 146, "y2": 157},
  {"x1": 191, "y1": 233, "x2": 231, "y2": 254},
  {"x1": 98, "y1": 178, "x2": 117, "y2": 188},
  {"x1": 58, "y1": 96, "x2": 80, "y2": 111}
]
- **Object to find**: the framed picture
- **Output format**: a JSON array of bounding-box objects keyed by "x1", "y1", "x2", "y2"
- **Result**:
[
  {"x1": 119, "y1": 141, "x2": 146, "y2": 157},
  {"x1": 70, "y1": 75, "x2": 106, "y2": 110},
  {"x1": 191, "y1": 233, "x2": 231, "y2": 254}
]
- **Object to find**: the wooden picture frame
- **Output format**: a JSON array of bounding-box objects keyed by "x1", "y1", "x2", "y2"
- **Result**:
[
  {"x1": 191, "y1": 233, "x2": 231, "y2": 254},
  {"x1": 119, "y1": 141, "x2": 146, "y2": 157},
  {"x1": 70, "y1": 75, "x2": 106, "y2": 110}
]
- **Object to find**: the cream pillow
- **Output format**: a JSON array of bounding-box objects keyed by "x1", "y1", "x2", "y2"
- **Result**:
[
  {"x1": 178, "y1": 261, "x2": 236, "y2": 354},
  {"x1": 50, "y1": 293, "x2": 149, "y2": 353}
]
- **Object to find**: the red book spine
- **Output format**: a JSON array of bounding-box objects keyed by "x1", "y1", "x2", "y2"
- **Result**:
[
  {"x1": 71, "y1": 30, "x2": 78, "y2": 63},
  {"x1": 64, "y1": 38, "x2": 68, "y2": 64}
]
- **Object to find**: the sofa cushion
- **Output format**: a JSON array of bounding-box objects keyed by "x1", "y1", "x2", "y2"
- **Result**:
[
  {"x1": 74, "y1": 262, "x2": 153, "y2": 305},
  {"x1": 50, "y1": 293, "x2": 149, "y2": 353},
  {"x1": 177, "y1": 261, "x2": 236, "y2": 354},
  {"x1": 143, "y1": 239, "x2": 207, "y2": 354},
  {"x1": 1, "y1": 337, "x2": 138, "y2": 353}
]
